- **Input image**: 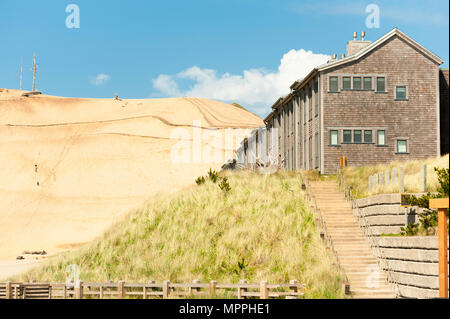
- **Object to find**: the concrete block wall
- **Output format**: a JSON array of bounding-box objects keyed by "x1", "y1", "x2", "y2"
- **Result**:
[
  {"x1": 373, "y1": 237, "x2": 449, "y2": 298},
  {"x1": 352, "y1": 194, "x2": 449, "y2": 298},
  {"x1": 352, "y1": 193, "x2": 426, "y2": 235}
]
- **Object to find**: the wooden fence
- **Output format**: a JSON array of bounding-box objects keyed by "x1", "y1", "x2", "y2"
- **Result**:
[{"x1": 0, "y1": 280, "x2": 306, "y2": 299}]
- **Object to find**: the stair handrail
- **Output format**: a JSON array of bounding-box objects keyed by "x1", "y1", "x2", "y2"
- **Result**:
[
  {"x1": 300, "y1": 171, "x2": 350, "y2": 293},
  {"x1": 337, "y1": 166, "x2": 400, "y2": 297},
  {"x1": 356, "y1": 199, "x2": 400, "y2": 297}
]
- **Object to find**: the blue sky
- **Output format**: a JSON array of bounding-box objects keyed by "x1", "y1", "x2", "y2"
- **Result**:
[{"x1": 0, "y1": 0, "x2": 448, "y2": 117}]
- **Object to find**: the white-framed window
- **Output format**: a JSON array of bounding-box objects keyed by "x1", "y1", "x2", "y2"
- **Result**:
[
  {"x1": 353, "y1": 130, "x2": 362, "y2": 143},
  {"x1": 342, "y1": 76, "x2": 351, "y2": 90},
  {"x1": 397, "y1": 140, "x2": 408, "y2": 153},
  {"x1": 353, "y1": 77, "x2": 362, "y2": 90},
  {"x1": 376, "y1": 77, "x2": 386, "y2": 92},
  {"x1": 396, "y1": 86, "x2": 407, "y2": 100},
  {"x1": 329, "y1": 76, "x2": 339, "y2": 92},
  {"x1": 330, "y1": 130, "x2": 338, "y2": 145},
  {"x1": 343, "y1": 130, "x2": 352, "y2": 143},
  {"x1": 363, "y1": 77, "x2": 372, "y2": 90},
  {"x1": 377, "y1": 130, "x2": 386, "y2": 145},
  {"x1": 364, "y1": 130, "x2": 372, "y2": 143}
]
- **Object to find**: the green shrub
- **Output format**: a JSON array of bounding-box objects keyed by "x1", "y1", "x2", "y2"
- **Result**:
[
  {"x1": 195, "y1": 176, "x2": 206, "y2": 185},
  {"x1": 218, "y1": 177, "x2": 231, "y2": 194},
  {"x1": 403, "y1": 167, "x2": 449, "y2": 236},
  {"x1": 208, "y1": 169, "x2": 219, "y2": 183}
]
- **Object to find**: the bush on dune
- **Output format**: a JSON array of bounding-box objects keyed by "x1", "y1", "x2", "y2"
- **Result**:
[{"x1": 13, "y1": 171, "x2": 344, "y2": 298}]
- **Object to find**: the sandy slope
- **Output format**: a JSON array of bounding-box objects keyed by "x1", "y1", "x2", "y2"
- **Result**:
[{"x1": 0, "y1": 89, "x2": 262, "y2": 278}]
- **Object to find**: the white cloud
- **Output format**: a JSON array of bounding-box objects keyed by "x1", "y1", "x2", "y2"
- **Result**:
[
  {"x1": 90, "y1": 73, "x2": 111, "y2": 86},
  {"x1": 152, "y1": 49, "x2": 330, "y2": 116}
]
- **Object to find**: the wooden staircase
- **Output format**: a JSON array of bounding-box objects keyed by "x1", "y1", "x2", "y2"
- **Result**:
[{"x1": 310, "y1": 181, "x2": 396, "y2": 298}]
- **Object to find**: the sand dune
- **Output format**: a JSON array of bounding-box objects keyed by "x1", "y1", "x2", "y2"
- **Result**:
[{"x1": 0, "y1": 89, "x2": 262, "y2": 277}]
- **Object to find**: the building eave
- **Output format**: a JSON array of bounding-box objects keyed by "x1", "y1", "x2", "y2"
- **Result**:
[{"x1": 290, "y1": 69, "x2": 319, "y2": 92}]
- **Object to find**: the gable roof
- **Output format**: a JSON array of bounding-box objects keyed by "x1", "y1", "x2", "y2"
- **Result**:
[
  {"x1": 291, "y1": 28, "x2": 443, "y2": 91},
  {"x1": 318, "y1": 28, "x2": 443, "y2": 71}
]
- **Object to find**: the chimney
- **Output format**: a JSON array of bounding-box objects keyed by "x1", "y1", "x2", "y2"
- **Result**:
[
  {"x1": 346, "y1": 31, "x2": 372, "y2": 56},
  {"x1": 327, "y1": 54, "x2": 337, "y2": 64},
  {"x1": 340, "y1": 54, "x2": 345, "y2": 59}
]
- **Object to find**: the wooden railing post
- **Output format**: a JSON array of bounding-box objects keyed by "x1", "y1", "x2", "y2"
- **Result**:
[
  {"x1": 190, "y1": 279, "x2": 200, "y2": 295},
  {"x1": 75, "y1": 280, "x2": 83, "y2": 299},
  {"x1": 430, "y1": 198, "x2": 449, "y2": 298},
  {"x1": 5, "y1": 281, "x2": 12, "y2": 299},
  {"x1": 118, "y1": 280, "x2": 126, "y2": 299},
  {"x1": 209, "y1": 280, "x2": 217, "y2": 296},
  {"x1": 238, "y1": 279, "x2": 247, "y2": 299},
  {"x1": 162, "y1": 280, "x2": 170, "y2": 299},
  {"x1": 259, "y1": 281, "x2": 268, "y2": 299},
  {"x1": 289, "y1": 280, "x2": 297, "y2": 296},
  {"x1": 144, "y1": 280, "x2": 154, "y2": 299}
]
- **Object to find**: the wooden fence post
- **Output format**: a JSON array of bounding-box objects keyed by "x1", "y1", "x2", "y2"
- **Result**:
[
  {"x1": 5, "y1": 281, "x2": 12, "y2": 299},
  {"x1": 420, "y1": 164, "x2": 427, "y2": 192},
  {"x1": 289, "y1": 280, "x2": 298, "y2": 297},
  {"x1": 259, "y1": 281, "x2": 268, "y2": 299},
  {"x1": 430, "y1": 198, "x2": 449, "y2": 298},
  {"x1": 378, "y1": 173, "x2": 383, "y2": 186},
  {"x1": 209, "y1": 280, "x2": 217, "y2": 296},
  {"x1": 118, "y1": 280, "x2": 126, "y2": 299},
  {"x1": 190, "y1": 279, "x2": 200, "y2": 295},
  {"x1": 75, "y1": 280, "x2": 83, "y2": 299},
  {"x1": 238, "y1": 279, "x2": 247, "y2": 299},
  {"x1": 163, "y1": 280, "x2": 170, "y2": 299},
  {"x1": 398, "y1": 167, "x2": 404, "y2": 193},
  {"x1": 144, "y1": 280, "x2": 154, "y2": 299},
  {"x1": 391, "y1": 167, "x2": 398, "y2": 186}
]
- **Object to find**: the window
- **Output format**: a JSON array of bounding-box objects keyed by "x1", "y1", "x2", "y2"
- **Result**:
[
  {"x1": 308, "y1": 86, "x2": 312, "y2": 120},
  {"x1": 396, "y1": 86, "x2": 407, "y2": 100},
  {"x1": 397, "y1": 140, "x2": 407, "y2": 153},
  {"x1": 342, "y1": 77, "x2": 351, "y2": 90},
  {"x1": 302, "y1": 93, "x2": 306, "y2": 123},
  {"x1": 377, "y1": 130, "x2": 386, "y2": 145},
  {"x1": 329, "y1": 77, "x2": 338, "y2": 92},
  {"x1": 363, "y1": 77, "x2": 372, "y2": 90},
  {"x1": 353, "y1": 77, "x2": 362, "y2": 90},
  {"x1": 343, "y1": 130, "x2": 352, "y2": 143},
  {"x1": 314, "y1": 80, "x2": 319, "y2": 116},
  {"x1": 354, "y1": 130, "x2": 362, "y2": 143},
  {"x1": 330, "y1": 130, "x2": 338, "y2": 145},
  {"x1": 315, "y1": 132, "x2": 319, "y2": 168},
  {"x1": 309, "y1": 137, "x2": 312, "y2": 169},
  {"x1": 376, "y1": 77, "x2": 385, "y2": 92},
  {"x1": 364, "y1": 130, "x2": 372, "y2": 143}
]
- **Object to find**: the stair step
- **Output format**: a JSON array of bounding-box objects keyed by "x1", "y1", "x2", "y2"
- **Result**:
[
  {"x1": 351, "y1": 289, "x2": 394, "y2": 295},
  {"x1": 309, "y1": 180, "x2": 395, "y2": 297}
]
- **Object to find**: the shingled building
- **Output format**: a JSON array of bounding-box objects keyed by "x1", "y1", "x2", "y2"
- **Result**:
[{"x1": 238, "y1": 28, "x2": 447, "y2": 174}]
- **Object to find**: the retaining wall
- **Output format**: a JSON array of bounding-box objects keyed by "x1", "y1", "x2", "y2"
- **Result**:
[
  {"x1": 351, "y1": 194, "x2": 449, "y2": 298},
  {"x1": 373, "y1": 237, "x2": 449, "y2": 298},
  {"x1": 352, "y1": 193, "x2": 427, "y2": 235}
]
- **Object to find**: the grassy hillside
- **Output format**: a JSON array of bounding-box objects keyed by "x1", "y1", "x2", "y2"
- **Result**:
[
  {"x1": 341, "y1": 154, "x2": 449, "y2": 199},
  {"x1": 13, "y1": 171, "x2": 344, "y2": 298}
]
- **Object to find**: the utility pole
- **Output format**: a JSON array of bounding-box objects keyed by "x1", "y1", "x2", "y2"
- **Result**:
[
  {"x1": 19, "y1": 58, "x2": 23, "y2": 90},
  {"x1": 31, "y1": 52, "x2": 38, "y2": 92}
]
